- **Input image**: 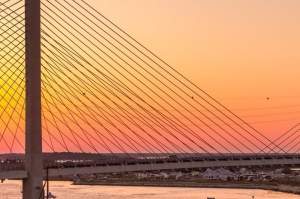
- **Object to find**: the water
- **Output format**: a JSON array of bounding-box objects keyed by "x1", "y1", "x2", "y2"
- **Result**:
[{"x1": 0, "y1": 181, "x2": 300, "y2": 199}]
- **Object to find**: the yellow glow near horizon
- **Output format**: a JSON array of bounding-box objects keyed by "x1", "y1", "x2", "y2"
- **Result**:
[{"x1": 1, "y1": 0, "x2": 300, "y2": 153}]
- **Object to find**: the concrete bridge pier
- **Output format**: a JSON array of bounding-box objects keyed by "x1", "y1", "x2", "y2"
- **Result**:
[{"x1": 23, "y1": 0, "x2": 43, "y2": 198}]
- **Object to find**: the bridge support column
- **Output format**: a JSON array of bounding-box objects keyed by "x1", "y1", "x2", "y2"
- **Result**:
[{"x1": 23, "y1": 0, "x2": 43, "y2": 198}]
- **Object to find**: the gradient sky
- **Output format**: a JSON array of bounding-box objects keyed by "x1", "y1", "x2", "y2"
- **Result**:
[
  {"x1": 1, "y1": 0, "x2": 300, "y2": 153},
  {"x1": 87, "y1": 0, "x2": 300, "y2": 138}
]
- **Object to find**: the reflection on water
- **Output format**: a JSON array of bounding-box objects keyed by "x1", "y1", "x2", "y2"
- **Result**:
[{"x1": 0, "y1": 181, "x2": 300, "y2": 199}]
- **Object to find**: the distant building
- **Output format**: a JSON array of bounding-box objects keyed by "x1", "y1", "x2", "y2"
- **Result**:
[
  {"x1": 201, "y1": 168, "x2": 237, "y2": 181},
  {"x1": 191, "y1": 171, "x2": 200, "y2": 177}
]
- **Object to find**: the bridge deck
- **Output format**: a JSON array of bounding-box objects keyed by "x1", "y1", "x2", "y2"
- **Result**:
[{"x1": 1, "y1": 155, "x2": 300, "y2": 180}]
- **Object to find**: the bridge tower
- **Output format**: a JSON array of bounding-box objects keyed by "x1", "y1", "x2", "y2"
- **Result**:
[{"x1": 23, "y1": 0, "x2": 43, "y2": 198}]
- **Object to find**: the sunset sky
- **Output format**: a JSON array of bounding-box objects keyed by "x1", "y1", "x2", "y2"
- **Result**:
[
  {"x1": 88, "y1": 0, "x2": 300, "y2": 137},
  {"x1": 1, "y1": 0, "x2": 300, "y2": 153}
]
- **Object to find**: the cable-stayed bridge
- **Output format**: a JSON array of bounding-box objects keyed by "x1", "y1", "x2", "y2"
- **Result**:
[{"x1": 0, "y1": 0, "x2": 299, "y2": 198}]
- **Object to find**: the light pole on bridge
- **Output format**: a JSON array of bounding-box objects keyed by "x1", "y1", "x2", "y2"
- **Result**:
[{"x1": 23, "y1": 0, "x2": 43, "y2": 198}]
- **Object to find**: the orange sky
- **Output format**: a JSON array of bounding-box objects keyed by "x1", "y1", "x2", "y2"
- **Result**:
[
  {"x1": 1, "y1": 0, "x2": 300, "y2": 153},
  {"x1": 87, "y1": 0, "x2": 300, "y2": 138}
]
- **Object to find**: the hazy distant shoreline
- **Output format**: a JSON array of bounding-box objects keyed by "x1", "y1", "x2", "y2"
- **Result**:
[{"x1": 73, "y1": 181, "x2": 300, "y2": 195}]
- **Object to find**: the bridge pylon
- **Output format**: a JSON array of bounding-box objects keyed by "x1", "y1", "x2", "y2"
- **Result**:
[{"x1": 23, "y1": 0, "x2": 43, "y2": 198}]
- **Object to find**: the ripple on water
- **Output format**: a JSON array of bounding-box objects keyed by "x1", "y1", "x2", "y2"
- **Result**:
[{"x1": 1, "y1": 181, "x2": 300, "y2": 199}]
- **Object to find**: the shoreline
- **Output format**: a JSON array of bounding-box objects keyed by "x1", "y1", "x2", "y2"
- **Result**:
[{"x1": 73, "y1": 181, "x2": 300, "y2": 195}]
